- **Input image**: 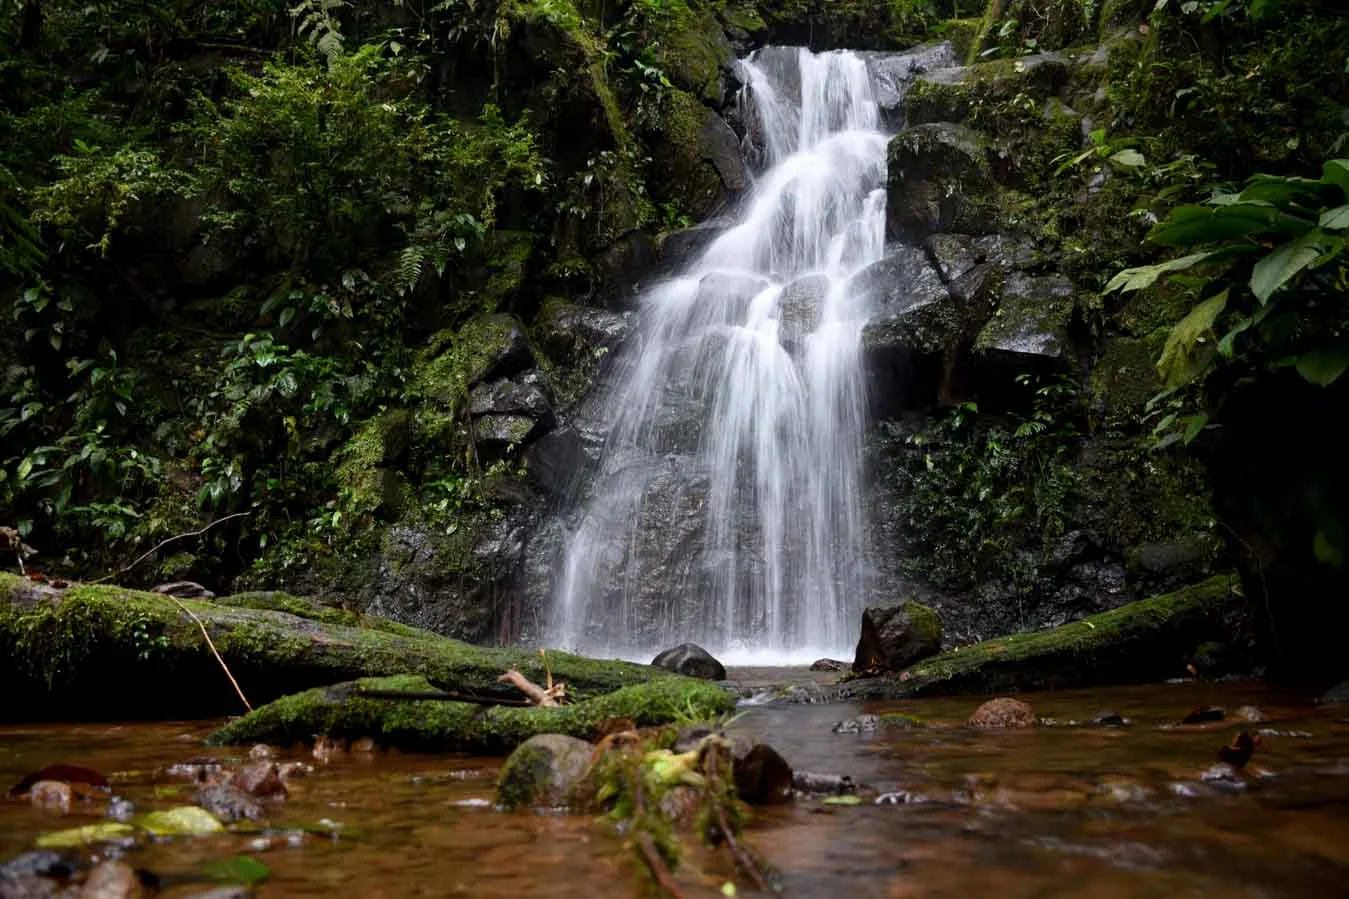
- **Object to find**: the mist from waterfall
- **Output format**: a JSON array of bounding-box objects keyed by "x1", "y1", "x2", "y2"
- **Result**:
[{"x1": 550, "y1": 48, "x2": 892, "y2": 664}]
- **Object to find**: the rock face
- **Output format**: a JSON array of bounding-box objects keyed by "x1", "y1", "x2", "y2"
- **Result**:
[
  {"x1": 652, "y1": 643, "x2": 727, "y2": 681},
  {"x1": 852, "y1": 601, "x2": 943, "y2": 672},
  {"x1": 886, "y1": 123, "x2": 996, "y2": 243},
  {"x1": 967, "y1": 697, "x2": 1036, "y2": 728},
  {"x1": 495, "y1": 734, "x2": 595, "y2": 810}
]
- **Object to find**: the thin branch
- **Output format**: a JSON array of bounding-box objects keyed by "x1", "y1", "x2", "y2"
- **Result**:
[
  {"x1": 636, "y1": 834, "x2": 686, "y2": 899},
  {"x1": 91, "y1": 512, "x2": 251, "y2": 584},
  {"x1": 707, "y1": 752, "x2": 771, "y2": 892},
  {"x1": 164, "y1": 593, "x2": 253, "y2": 713}
]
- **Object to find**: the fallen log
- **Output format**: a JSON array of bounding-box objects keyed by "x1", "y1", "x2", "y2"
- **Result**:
[
  {"x1": 841, "y1": 574, "x2": 1244, "y2": 700},
  {"x1": 0, "y1": 573, "x2": 670, "y2": 721}
]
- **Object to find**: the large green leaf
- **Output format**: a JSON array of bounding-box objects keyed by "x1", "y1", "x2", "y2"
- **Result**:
[
  {"x1": 1157, "y1": 291, "x2": 1228, "y2": 387},
  {"x1": 1320, "y1": 204, "x2": 1349, "y2": 231},
  {"x1": 1294, "y1": 345, "x2": 1349, "y2": 387},
  {"x1": 1237, "y1": 175, "x2": 1321, "y2": 207},
  {"x1": 138, "y1": 806, "x2": 224, "y2": 836},
  {"x1": 1250, "y1": 228, "x2": 1331, "y2": 303},
  {"x1": 36, "y1": 823, "x2": 136, "y2": 849},
  {"x1": 1148, "y1": 204, "x2": 1306, "y2": 247},
  {"x1": 1322, "y1": 159, "x2": 1349, "y2": 200},
  {"x1": 1105, "y1": 250, "x2": 1221, "y2": 293}
]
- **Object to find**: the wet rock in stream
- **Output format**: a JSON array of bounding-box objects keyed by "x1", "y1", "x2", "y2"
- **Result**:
[
  {"x1": 967, "y1": 697, "x2": 1036, "y2": 728},
  {"x1": 495, "y1": 734, "x2": 595, "y2": 810}
]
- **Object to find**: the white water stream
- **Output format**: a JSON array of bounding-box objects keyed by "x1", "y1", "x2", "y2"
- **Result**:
[{"x1": 549, "y1": 48, "x2": 900, "y2": 664}]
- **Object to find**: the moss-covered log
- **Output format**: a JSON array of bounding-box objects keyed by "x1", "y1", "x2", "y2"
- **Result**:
[
  {"x1": 843, "y1": 574, "x2": 1242, "y2": 699},
  {"x1": 0, "y1": 574, "x2": 672, "y2": 721},
  {"x1": 208, "y1": 674, "x2": 735, "y2": 753}
]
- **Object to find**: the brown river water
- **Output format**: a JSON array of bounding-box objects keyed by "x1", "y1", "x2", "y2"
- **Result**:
[{"x1": 3, "y1": 679, "x2": 1348, "y2": 898}]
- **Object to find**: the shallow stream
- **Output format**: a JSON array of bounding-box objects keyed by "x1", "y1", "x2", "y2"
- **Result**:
[{"x1": 4, "y1": 679, "x2": 1348, "y2": 897}]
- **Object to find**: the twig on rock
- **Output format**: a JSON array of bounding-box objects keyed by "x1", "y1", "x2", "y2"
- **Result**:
[
  {"x1": 497, "y1": 664, "x2": 566, "y2": 706},
  {"x1": 163, "y1": 594, "x2": 253, "y2": 713}
]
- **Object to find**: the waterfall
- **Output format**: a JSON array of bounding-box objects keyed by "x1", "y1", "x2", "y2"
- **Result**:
[{"x1": 549, "y1": 47, "x2": 906, "y2": 664}]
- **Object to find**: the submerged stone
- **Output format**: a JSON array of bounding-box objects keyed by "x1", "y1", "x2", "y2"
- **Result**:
[
  {"x1": 496, "y1": 734, "x2": 595, "y2": 810},
  {"x1": 968, "y1": 697, "x2": 1036, "y2": 728}
]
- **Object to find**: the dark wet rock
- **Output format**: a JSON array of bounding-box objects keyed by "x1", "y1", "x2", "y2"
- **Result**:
[
  {"x1": 853, "y1": 600, "x2": 943, "y2": 672},
  {"x1": 699, "y1": 110, "x2": 748, "y2": 192},
  {"x1": 495, "y1": 734, "x2": 595, "y2": 810},
  {"x1": 975, "y1": 272, "x2": 1076, "y2": 361},
  {"x1": 150, "y1": 581, "x2": 214, "y2": 600},
  {"x1": 592, "y1": 232, "x2": 658, "y2": 308},
  {"x1": 473, "y1": 314, "x2": 534, "y2": 386},
  {"x1": 469, "y1": 374, "x2": 554, "y2": 422},
  {"x1": 809, "y1": 658, "x2": 848, "y2": 672},
  {"x1": 1189, "y1": 641, "x2": 1241, "y2": 679},
  {"x1": 1, "y1": 873, "x2": 61, "y2": 898},
  {"x1": 659, "y1": 222, "x2": 730, "y2": 274},
  {"x1": 1323, "y1": 680, "x2": 1349, "y2": 704},
  {"x1": 523, "y1": 427, "x2": 589, "y2": 498},
  {"x1": 733, "y1": 743, "x2": 794, "y2": 805},
  {"x1": 857, "y1": 247, "x2": 975, "y2": 359},
  {"x1": 535, "y1": 302, "x2": 632, "y2": 368},
  {"x1": 229, "y1": 761, "x2": 286, "y2": 798},
  {"x1": 194, "y1": 782, "x2": 264, "y2": 823},
  {"x1": 107, "y1": 797, "x2": 135, "y2": 821},
  {"x1": 832, "y1": 714, "x2": 880, "y2": 734},
  {"x1": 651, "y1": 643, "x2": 726, "y2": 681},
  {"x1": 967, "y1": 697, "x2": 1036, "y2": 728},
  {"x1": 473, "y1": 414, "x2": 542, "y2": 458},
  {"x1": 1218, "y1": 731, "x2": 1261, "y2": 768},
  {"x1": 886, "y1": 123, "x2": 996, "y2": 244},
  {"x1": 859, "y1": 42, "x2": 960, "y2": 129},
  {"x1": 778, "y1": 273, "x2": 830, "y2": 348},
  {"x1": 1180, "y1": 706, "x2": 1225, "y2": 725},
  {"x1": 971, "y1": 233, "x2": 1039, "y2": 272},
  {"x1": 924, "y1": 233, "x2": 977, "y2": 283},
  {"x1": 1089, "y1": 711, "x2": 1130, "y2": 727},
  {"x1": 77, "y1": 860, "x2": 141, "y2": 899},
  {"x1": 792, "y1": 771, "x2": 856, "y2": 796},
  {"x1": 0, "y1": 851, "x2": 77, "y2": 881}
]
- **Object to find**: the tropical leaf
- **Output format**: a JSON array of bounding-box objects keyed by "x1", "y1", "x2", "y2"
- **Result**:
[
  {"x1": 1294, "y1": 345, "x2": 1349, "y2": 387},
  {"x1": 1157, "y1": 291, "x2": 1227, "y2": 387},
  {"x1": 1322, "y1": 159, "x2": 1349, "y2": 200},
  {"x1": 1109, "y1": 149, "x2": 1146, "y2": 168},
  {"x1": 1105, "y1": 250, "x2": 1224, "y2": 293},
  {"x1": 1319, "y1": 204, "x2": 1349, "y2": 230},
  {"x1": 1250, "y1": 228, "x2": 1331, "y2": 303},
  {"x1": 1237, "y1": 174, "x2": 1322, "y2": 207},
  {"x1": 1149, "y1": 203, "x2": 1308, "y2": 247}
]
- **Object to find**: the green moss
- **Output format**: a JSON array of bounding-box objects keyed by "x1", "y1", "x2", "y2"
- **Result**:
[
  {"x1": 878, "y1": 711, "x2": 926, "y2": 727},
  {"x1": 0, "y1": 574, "x2": 673, "y2": 720},
  {"x1": 647, "y1": 88, "x2": 725, "y2": 222},
  {"x1": 938, "y1": 17, "x2": 983, "y2": 60},
  {"x1": 207, "y1": 673, "x2": 735, "y2": 753},
  {"x1": 211, "y1": 591, "x2": 425, "y2": 636},
  {"x1": 853, "y1": 574, "x2": 1240, "y2": 698},
  {"x1": 413, "y1": 313, "x2": 526, "y2": 410},
  {"x1": 905, "y1": 601, "x2": 943, "y2": 649},
  {"x1": 656, "y1": 9, "x2": 733, "y2": 106}
]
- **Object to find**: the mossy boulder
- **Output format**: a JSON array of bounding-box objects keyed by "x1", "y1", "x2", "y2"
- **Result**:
[
  {"x1": 647, "y1": 89, "x2": 746, "y2": 221},
  {"x1": 655, "y1": 8, "x2": 735, "y2": 106},
  {"x1": 852, "y1": 600, "x2": 943, "y2": 672},
  {"x1": 975, "y1": 272, "x2": 1077, "y2": 361},
  {"x1": 496, "y1": 734, "x2": 596, "y2": 809},
  {"x1": 843, "y1": 574, "x2": 1242, "y2": 699},
  {"x1": 208, "y1": 673, "x2": 735, "y2": 753},
  {"x1": 886, "y1": 123, "x2": 997, "y2": 243},
  {"x1": 0, "y1": 574, "x2": 672, "y2": 721}
]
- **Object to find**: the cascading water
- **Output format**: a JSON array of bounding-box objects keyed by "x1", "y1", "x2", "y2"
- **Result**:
[{"x1": 549, "y1": 47, "x2": 906, "y2": 663}]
